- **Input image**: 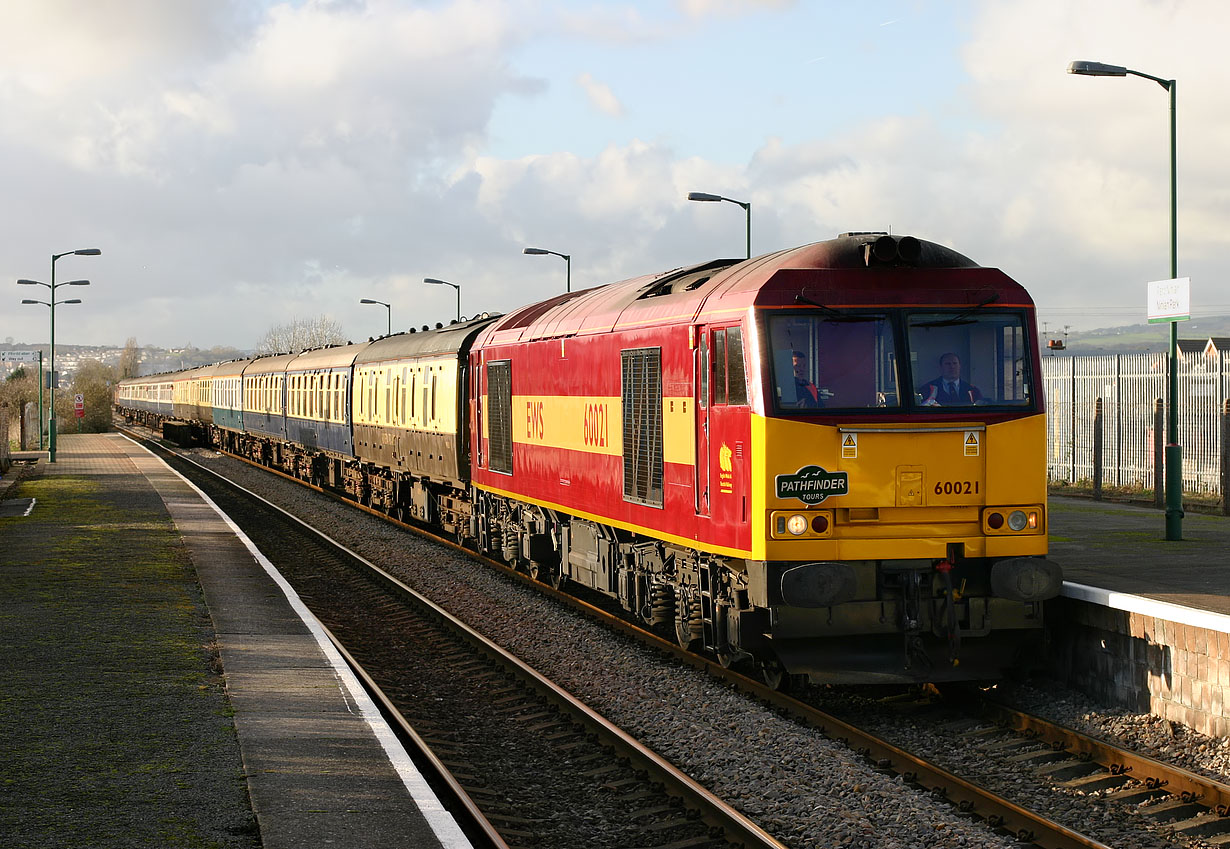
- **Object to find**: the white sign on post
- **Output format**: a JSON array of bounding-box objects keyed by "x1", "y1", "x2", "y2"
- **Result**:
[
  {"x1": 0, "y1": 351, "x2": 39, "y2": 363},
  {"x1": 1147, "y1": 277, "x2": 1191, "y2": 324}
]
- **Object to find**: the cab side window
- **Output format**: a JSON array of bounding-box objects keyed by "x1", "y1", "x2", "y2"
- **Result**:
[{"x1": 711, "y1": 326, "x2": 748, "y2": 406}]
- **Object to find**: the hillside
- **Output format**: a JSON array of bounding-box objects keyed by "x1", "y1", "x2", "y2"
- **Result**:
[{"x1": 1044, "y1": 315, "x2": 1230, "y2": 356}]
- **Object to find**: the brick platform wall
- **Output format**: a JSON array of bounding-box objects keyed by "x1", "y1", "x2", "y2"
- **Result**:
[{"x1": 1048, "y1": 596, "x2": 1230, "y2": 738}]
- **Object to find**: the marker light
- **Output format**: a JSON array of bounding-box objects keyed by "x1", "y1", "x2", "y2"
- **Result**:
[
  {"x1": 987, "y1": 512, "x2": 1005, "y2": 530},
  {"x1": 811, "y1": 514, "x2": 830, "y2": 533},
  {"x1": 786, "y1": 514, "x2": 808, "y2": 535}
]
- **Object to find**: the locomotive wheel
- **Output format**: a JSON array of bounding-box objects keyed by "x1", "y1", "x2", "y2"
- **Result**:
[
  {"x1": 760, "y1": 663, "x2": 786, "y2": 691},
  {"x1": 544, "y1": 564, "x2": 563, "y2": 590},
  {"x1": 759, "y1": 661, "x2": 805, "y2": 693}
]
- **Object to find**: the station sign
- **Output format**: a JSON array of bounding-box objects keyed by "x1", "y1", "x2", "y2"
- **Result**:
[
  {"x1": 1147, "y1": 277, "x2": 1191, "y2": 324},
  {"x1": 0, "y1": 351, "x2": 40, "y2": 363}
]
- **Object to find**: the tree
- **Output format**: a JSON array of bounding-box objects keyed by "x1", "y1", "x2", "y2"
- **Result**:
[
  {"x1": 1, "y1": 367, "x2": 39, "y2": 449},
  {"x1": 256, "y1": 315, "x2": 347, "y2": 355},
  {"x1": 118, "y1": 337, "x2": 141, "y2": 379},
  {"x1": 57, "y1": 359, "x2": 117, "y2": 434}
]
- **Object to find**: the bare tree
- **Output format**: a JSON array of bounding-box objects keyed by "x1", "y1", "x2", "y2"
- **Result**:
[
  {"x1": 256, "y1": 315, "x2": 347, "y2": 355},
  {"x1": 118, "y1": 337, "x2": 141, "y2": 379}
]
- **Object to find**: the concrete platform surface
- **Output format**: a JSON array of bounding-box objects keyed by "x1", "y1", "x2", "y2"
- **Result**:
[{"x1": 1050, "y1": 495, "x2": 1230, "y2": 618}]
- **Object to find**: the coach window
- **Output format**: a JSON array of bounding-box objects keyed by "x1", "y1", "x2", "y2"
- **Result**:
[{"x1": 430, "y1": 371, "x2": 438, "y2": 424}]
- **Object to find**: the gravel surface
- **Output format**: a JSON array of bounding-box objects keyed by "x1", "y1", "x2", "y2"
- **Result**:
[{"x1": 187, "y1": 446, "x2": 1227, "y2": 849}]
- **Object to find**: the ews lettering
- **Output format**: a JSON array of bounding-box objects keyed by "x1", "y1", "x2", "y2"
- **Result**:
[{"x1": 526, "y1": 400, "x2": 545, "y2": 441}]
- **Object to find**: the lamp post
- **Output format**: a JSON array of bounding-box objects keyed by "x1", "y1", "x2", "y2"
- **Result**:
[
  {"x1": 17, "y1": 247, "x2": 99, "y2": 463},
  {"x1": 423, "y1": 278, "x2": 460, "y2": 323},
  {"x1": 1068, "y1": 59, "x2": 1181, "y2": 540},
  {"x1": 522, "y1": 247, "x2": 571, "y2": 293},
  {"x1": 687, "y1": 191, "x2": 751, "y2": 259},
  {"x1": 359, "y1": 298, "x2": 392, "y2": 337}
]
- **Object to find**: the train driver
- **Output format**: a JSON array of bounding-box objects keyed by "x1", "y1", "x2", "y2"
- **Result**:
[
  {"x1": 791, "y1": 350, "x2": 823, "y2": 408},
  {"x1": 918, "y1": 352, "x2": 983, "y2": 406}
]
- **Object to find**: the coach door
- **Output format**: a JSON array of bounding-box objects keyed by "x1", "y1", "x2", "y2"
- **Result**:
[{"x1": 694, "y1": 328, "x2": 711, "y2": 516}]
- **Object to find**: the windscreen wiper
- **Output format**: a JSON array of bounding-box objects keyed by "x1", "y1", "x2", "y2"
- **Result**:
[
  {"x1": 914, "y1": 293, "x2": 1001, "y2": 327},
  {"x1": 795, "y1": 291, "x2": 878, "y2": 322}
]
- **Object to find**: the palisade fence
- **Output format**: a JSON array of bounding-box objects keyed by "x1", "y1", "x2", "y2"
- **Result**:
[{"x1": 1043, "y1": 351, "x2": 1230, "y2": 500}]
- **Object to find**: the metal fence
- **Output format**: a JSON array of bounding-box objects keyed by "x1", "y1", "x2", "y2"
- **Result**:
[{"x1": 1043, "y1": 351, "x2": 1230, "y2": 496}]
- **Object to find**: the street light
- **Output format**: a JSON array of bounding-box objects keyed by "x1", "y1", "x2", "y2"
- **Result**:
[
  {"x1": 1068, "y1": 59, "x2": 1181, "y2": 540},
  {"x1": 423, "y1": 278, "x2": 460, "y2": 323},
  {"x1": 18, "y1": 247, "x2": 99, "y2": 463},
  {"x1": 359, "y1": 298, "x2": 391, "y2": 337},
  {"x1": 522, "y1": 247, "x2": 571, "y2": 293},
  {"x1": 687, "y1": 191, "x2": 751, "y2": 259}
]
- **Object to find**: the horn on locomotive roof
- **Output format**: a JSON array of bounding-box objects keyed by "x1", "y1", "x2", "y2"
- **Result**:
[{"x1": 863, "y1": 234, "x2": 922, "y2": 267}]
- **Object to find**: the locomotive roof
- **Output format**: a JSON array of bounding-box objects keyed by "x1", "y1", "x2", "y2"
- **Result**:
[{"x1": 475, "y1": 233, "x2": 1028, "y2": 347}]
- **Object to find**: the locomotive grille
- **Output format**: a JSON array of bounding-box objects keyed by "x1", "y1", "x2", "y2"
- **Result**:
[
  {"x1": 487, "y1": 360, "x2": 513, "y2": 474},
  {"x1": 621, "y1": 348, "x2": 664, "y2": 506}
]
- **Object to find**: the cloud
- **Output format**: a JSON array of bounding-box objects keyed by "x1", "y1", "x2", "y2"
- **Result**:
[
  {"x1": 577, "y1": 72, "x2": 624, "y2": 117},
  {"x1": 4, "y1": 0, "x2": 1230, "y2": 352},
  {"x1": 676, "y1": 0, "x2": 795, "y2": 18}
]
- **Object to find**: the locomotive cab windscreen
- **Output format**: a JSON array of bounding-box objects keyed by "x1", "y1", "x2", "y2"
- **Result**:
[{"x1": 767, "y1": 309, "x2": 1035, "y2": 413}]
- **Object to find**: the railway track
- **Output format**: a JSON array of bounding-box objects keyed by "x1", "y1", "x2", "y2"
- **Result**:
[
  {"x1": 968, "y1": 697, "x2": 1230, "y2": 843},
  {"x1": 126, "y1": 425, "x2": 1218, "y2": 848},
  {"x1": 146, "y1": 434, "x2": 785, "y2": 849}
]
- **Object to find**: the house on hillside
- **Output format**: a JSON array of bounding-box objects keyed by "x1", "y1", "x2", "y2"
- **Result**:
[
  {"x1": 1202, "y1": 337, "x2": 1230, "y2": 357},
  {"x1": 1179, "y1": 336, "x2": 1230, "y2": 360}
]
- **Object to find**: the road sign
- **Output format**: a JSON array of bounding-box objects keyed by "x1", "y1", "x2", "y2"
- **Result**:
[
  {"x1": 0, "y1": 350, "x2": 39, "y2": 363},
  {"x1": 74, "y1": 394, "x2": 85, "y2": 419},
  {"x1": 1147, "y1": 277, "x2": 1191, "y2": 323}
]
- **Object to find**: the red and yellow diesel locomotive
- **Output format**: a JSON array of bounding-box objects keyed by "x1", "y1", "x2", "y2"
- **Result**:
[{"x1": 117, "y1": 232, "x2": 1061, "y2": 687}]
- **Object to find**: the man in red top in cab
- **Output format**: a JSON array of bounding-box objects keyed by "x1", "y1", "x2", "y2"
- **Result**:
[{"x1": 791, "y1": 350, "x2": 822, "y2": 408}]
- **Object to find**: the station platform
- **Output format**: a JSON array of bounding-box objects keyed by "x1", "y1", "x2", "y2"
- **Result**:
[
  {"x1": 1047, "y1": 496, "x2": 1230, "y2": 738},
  {"x1": 0, "y1": 433, "x2": 471, "y2": 849},
  {"x1": 1050, "y1": 495, "x2": 1230, "y2": 619}
]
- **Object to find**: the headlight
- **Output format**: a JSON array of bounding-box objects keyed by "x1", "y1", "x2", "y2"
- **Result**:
[
  {"x1": 786, "y1": 514, "x2": 808, "y2": 535},
  {"x1": 1007, "y1": 510, "x2": 1029, "y2": 531}
]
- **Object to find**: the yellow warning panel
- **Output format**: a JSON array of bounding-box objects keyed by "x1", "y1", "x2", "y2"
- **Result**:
[
  {"x1": 841, "y1": 432, "x2": 858, "y2": 459},
  {"x1": 964, "y1": 430, "x2": 980, "y2": 457}
]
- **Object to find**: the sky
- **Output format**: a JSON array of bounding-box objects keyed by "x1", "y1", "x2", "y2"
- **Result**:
[{"x1": 2, "y1": 0, "x2": 1228, "y2": 352}]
